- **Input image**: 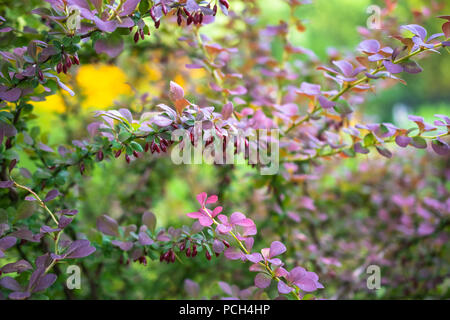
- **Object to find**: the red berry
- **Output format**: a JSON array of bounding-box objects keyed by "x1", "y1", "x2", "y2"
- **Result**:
[
  {"x1": 161, "y1": 4, "x2": 168, "y2": 15},
  {"x1": 149, "y1": 7, "x2": 156, "y2": 21},
  {"x1": 220, "y1": 0, "x2": 229, "y2": 9},
  {"x1": 97, "y1": 150, "x2": 104, "y2": 161},
  {"x1": 72, "y1": 55, "x2": 80, "y2": 65}
]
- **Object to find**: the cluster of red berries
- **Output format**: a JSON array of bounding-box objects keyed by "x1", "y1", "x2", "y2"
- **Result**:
[
  {"x1": 147, "y1": 0, "x2": 231, "y2": 29},
  {"x1": 189, "y1": 132, "x2": 250, "y2": 156},
  {"x1": 56, "y1": 53, "x2": 79, "y2": 74},
  {"x1": 160, "y1": 248, "x2": 176, "y2": 263},
  {"x1": 109, "y1": 138, "x2": 172, "y2": 165},
  {"x1": 148, "y1": 6, "x2": 161, "y2": 29},
  {"x1": 181, "y1": 8, "x2": 204, "y2": 26},
  {"x1": 134, "y1": 255, "x2": 148, "y2": 266},
  {"x1": 145, "y1": 138, "x2": 171, "y2": 154},
  {"x1": 132, "y1": 27, "x2": 150, "y2": 43}
]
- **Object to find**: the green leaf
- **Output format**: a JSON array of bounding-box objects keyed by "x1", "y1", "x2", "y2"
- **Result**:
[
  {"x1": 334, "y1": 100, "x2": 353, "y2": 115},
  {"x1": 130, "y1": 141, "x2": 144, "y2": 152},
  {"x1": 363, "y1": 133, "x2": 376, "y2": 147},
  {"x1": 118, "y1": 131, "x2": 132, "y2": 142},
  {"x1": 412, "y1": 136, "x2": 427, "y2": 149},
  {"x1": 139, "y1": 0, "x2": 150, "y2": 14}
]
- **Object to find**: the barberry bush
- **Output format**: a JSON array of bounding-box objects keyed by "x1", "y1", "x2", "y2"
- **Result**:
[{"x1": 0, "y1": 0, "x2": 449, "y2": 300}]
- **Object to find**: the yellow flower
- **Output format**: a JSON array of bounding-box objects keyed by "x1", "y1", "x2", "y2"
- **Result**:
[{"x1": 76, "y1": 64, "x2": 132, "y2": 110}]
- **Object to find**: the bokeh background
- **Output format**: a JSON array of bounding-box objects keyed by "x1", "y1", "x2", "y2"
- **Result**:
[{"x1": 0, "y1": 0, "x2": 449, "y2": 299}]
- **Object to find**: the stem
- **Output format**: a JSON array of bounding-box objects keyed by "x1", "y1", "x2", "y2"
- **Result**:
[
  {"x1": 12, "y1": 181, "x2": 59, "y2": 226},
  {"x1": 193, "y1": 27, "x2": 240, "y2": 119},
  {"x1": 284, "y1": 42, "x2": 444, "y2": 134},
  {"x1": 107, "y1": 0, "x2": 125, "y2": 21},
  {"x1": 205, "y1": 207, "x2": 302, "y2": 300}
]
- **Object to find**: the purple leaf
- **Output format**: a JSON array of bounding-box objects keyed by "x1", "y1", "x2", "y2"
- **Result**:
[
  {"x1": 58, "y1": 216, "x2": 73, "y2": 229},
  {"x1": 169, "y1": 81, "x2": 184, "y2": 101},
  {"x1": 411, "y1": 136, "x2": 427, "y2": 149},
  {"x1": 0, "y1": 87, "x2": 21, "y2": 102},
  {"x1": 375, "y1": 146, "x2": 392, "y2": 158},
  {"x1": 184, "y1": 279, "x2": 200, "y2": 297},
  {"x1": 395, "y1": 135, "x2": 412, "y2": 148},
  {"x1": 0, "y1": 181, "x2": 13, "y2": 188},
  {"x1": 0, "y1": 277, "x2": 23, "y2": 291},
  {"x1": 224, "y1": 247, "x2": 245, "y2": 260},
  {"x1": 93, "y1": 17, "x2": 118, "y2": 32},
  {"x1": 254, "y1": 273, "x2": 272, "y2": 289},
  {"x1": 142, "y1": 211, "x2": 156, "y2": 231},
  {"x1": 96, "y1": 215, "x2": 119, "y2": 236},
  {"x1": 9, "y1": 291, "x2": 31, "y2": 300},
  {"x1": 44, "y1": 189, "x2": 60, "y2": 202},
  {"x1": 1, "y1": 260, "x2": 33, "y2": 274},
  {"x1": 246, "y1": 253, "x2": 263, "y2": 263},
  {"x1": 354, "y1": 142, "x2": 369, "y2": 154},
  {"x1": 218, "y1": 281, "x2": 233, "y2": 295},
  {"x1": 278, "y1": 280, "x2": 294, "y2": 294},
  {"x1": 401, "y1": 61, "x2": 423, "y2": 74},
  {"x1": 111, "y1": 240, "x2": 133, "y2": 251},
  {"x1": 318, "y1": 96, "x2": 336, "y2": 109},
  {"x1": 66, "y1": 244, "x2": 96, "y2": 259},
  {"x1": 37, "y1": 142, "x2": 55, "y2": 153},
  {"x1": 120, "y1": 0, "x2": 141, "y2": 16},
  {"x1": 269, "y1": 241, "x2": 286, "y2": 258},
  {"x1": 32, "y1": 273, "x2": 57, "y2": 293},
  {"x1": 358, "y1": 39, "x2": 380, "y2": 54},
  {"x1": 94, "y1": 38, "x2": 124, "y2": 58},
  {"x1": 383, "y1": 60, "x2": 403, "y2": 74},
  {"x1": 24, "y1": 195, "x2": 37, "y2": 201},
  {"x1": 212, "y1": 239, "x2": 225, "y2": 253},
  {"x1": 152, "y1": 115, "x2": 173, "y2": 127},
  {"x1": 221, "y1": 102, "x2": 234, "y2": 120},
  {"x1": 431, "y1": 138, "x2": 449, "y2": 156},
  {"x1": 401, "y1": 24, "x2": 427, "y2": 40},
  {"x1": 138, "y1": 231, "x2": 154, "y2": 245},
  {"x1": 0, "y1": 236, "x2": 17, "y2": 251},
  {"x1": 332, "y1": 60, "x2": 353, "y2": 77}
]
